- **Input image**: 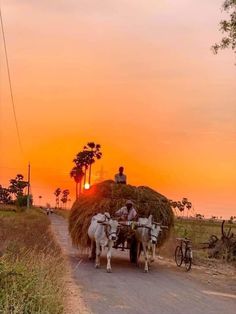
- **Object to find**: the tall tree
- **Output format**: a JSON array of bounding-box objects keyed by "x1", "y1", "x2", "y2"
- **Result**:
[
  {"x1": 212, "y1": 0, "x2": 236, "y2": 55},
  {"x1": 83, "y1": 142, "x2": 102, "y2": 185},
  {"x1": 61, "y1": 189, "x2": 70, "y2": 209},
  {"x1": 73, "y1": 151, "x2": 90, "y2": 187},
  {"x1": 54, "y1": 188, "x2": 61, "y2": 208},
  {"x1": 70, "y1": 166, "x2": 84, "y2": 200}
]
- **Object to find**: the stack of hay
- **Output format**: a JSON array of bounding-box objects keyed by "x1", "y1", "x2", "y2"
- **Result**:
[{"x1": 69, "y1": 180, "x2": 174, "y2": 249}]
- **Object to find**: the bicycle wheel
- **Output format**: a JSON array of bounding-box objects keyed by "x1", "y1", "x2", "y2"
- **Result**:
[
  {"x1": 184, "y1": 247, "x2": 192, "y2": 271},
  {"x1": 175, "y1": 246, "x2": 183, "y2": 267}
]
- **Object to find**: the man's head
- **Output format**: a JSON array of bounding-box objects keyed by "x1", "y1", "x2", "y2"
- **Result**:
[
  {"x1": 126, "y1": 200, "x2": 133, "y2": 210},
  {"x1": 119, "y1": 166, "x2": 124, "y2": 174}
]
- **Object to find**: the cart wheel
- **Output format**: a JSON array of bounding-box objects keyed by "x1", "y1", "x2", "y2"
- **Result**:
[{"x1": 130, "y1": 238, "x2": 137, "y2": 263}]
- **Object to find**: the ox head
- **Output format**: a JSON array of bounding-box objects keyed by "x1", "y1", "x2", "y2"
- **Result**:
[
  {"x1": 138, "y1": 215, "x2": 162, "y2": 245},
  {"x1": 150, "y1": 223, "x2": 161, "y2": 244},
  {"x1": 146, "y1": 215, "x2": 161, "y2": 245},
  {"x1": 98, "y1": 217, "x2": 120, "y2": 241},
  {"x1": 151, "y1": 222, "x2": 168, "y2": 244}
]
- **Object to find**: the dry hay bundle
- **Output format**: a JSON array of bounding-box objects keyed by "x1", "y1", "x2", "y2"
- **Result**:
[{"x1": 69, "y1": 180, "x2": 174, "y2": 249}]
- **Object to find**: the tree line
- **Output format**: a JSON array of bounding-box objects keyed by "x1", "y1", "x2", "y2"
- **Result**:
[{"x1": 0, "y1": 174, "x2": 31, "y2": 207}]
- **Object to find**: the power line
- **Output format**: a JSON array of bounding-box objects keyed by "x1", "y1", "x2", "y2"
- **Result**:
[{"x1": 0, "y1": 6, "x2": 23, "y2": 154}]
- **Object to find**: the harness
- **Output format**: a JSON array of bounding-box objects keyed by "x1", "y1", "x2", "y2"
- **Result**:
[
  {"x1": 104, "y1": 225, "x2": 119, "y2": 239},
  {"x1": 149, "y1": 230, "x2": 158, "y2": 241}
]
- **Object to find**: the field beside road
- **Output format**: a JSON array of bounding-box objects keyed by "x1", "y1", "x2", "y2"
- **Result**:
[
  {"x1": 0, "y1": 206, "x2": 66, "y2": 314},
  {"x1": 160, "y1": 217, "x2": 236, "y2": 265}
]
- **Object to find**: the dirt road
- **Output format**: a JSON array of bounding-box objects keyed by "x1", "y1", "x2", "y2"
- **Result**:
[{"x1": 50, "y1": 215, "x2": 236, "y2": 314}]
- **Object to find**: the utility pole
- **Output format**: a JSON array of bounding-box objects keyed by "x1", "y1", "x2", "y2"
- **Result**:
[{"x1": 27, "y1": 162, "x2": 31, "y2": 208}]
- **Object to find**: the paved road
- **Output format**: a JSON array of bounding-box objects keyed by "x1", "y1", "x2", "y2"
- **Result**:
[{"x1": 50, "y1": 215, "x2": 236, "y2": 314}]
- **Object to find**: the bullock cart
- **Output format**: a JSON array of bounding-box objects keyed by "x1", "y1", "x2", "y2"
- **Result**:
[{"x1": 69, "y1": 180, "x2": 174, "y2": 269}]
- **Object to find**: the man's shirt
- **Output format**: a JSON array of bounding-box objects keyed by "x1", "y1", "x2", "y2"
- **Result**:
[
  {"x1": 116, "y1": 206, "x2": 137, "y2": 221},
  {"x1": 114, "y1": 173, "x2": 127, "y2": 184}
]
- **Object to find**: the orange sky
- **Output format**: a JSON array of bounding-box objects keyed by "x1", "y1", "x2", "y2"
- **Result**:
[{"x1": 0, "y1": 0, "x2": 236, "y2": 218}]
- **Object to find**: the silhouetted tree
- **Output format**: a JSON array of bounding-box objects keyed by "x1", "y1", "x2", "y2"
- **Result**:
[
  {"x1": 8, "y1": 174, "x2": 28, "y2": 198},
  {"x1": 72, "y1": 142, "x2": 102, "y2": 190},
  {"x1": 70, "y1": 166, "x2": 84, "y2": 200},
  {"x1": 73, "y1": 151, "x2": 90, "y2": 187},
  {"x1": 61, "y1": 189, "x2": 70, "y2": 209},
  {"x1": 83, "y1": 142, "x2": 102, "y2": 185},
  {"x1": 169, "y1": 198, "x2": 192, "y2": 217},
  {"x1": 212, "y1": 0, "x2": 236, "y2": 55},
  {"x1": 0, "y1": 185, "x2": 12, "y2": 204},
  {"x1": 54, "y1": 188, "x2": 61, "y2": 208}
]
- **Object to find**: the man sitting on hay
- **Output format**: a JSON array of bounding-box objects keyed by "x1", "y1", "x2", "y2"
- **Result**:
[{"x1": 114, "y1": 166, "x2": 127, "y2": 184}]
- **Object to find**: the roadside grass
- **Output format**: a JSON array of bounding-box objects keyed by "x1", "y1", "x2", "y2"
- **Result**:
[
  {"x1": 54, "y1": 209, "x2": 70, "y2": 219},
  {"x1": 0, "y1": 207, "x2": 65, "y2": 314}
]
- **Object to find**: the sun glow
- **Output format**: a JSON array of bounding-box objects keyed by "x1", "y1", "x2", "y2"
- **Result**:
[{"x1": 84, "y1": 183, "x2": 90, "y2": 190}]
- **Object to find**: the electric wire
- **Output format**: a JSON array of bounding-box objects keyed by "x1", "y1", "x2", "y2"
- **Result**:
[{"x1": 0, "y1": 6, "x2": 23, "y2": 154}]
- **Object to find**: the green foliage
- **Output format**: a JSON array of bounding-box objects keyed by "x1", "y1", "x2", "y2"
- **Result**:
[
  {"x1": 212, "y1": 0, "x2": 236, "y2": 54},
  {"x1": 16, "y1": 194, "x2": 33, "y2": 207}
]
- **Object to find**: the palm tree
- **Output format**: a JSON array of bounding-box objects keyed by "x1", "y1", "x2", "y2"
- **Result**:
[
  {"x1": 186, "y1": 201, "x2": 192, "y2": 218},
  {"x1": 54, "y1": 188, "x2": 61, "y2": 208},
  {"x1": 73, "y1": 151, "x2": 90, "y2": 188},
  {"x1": 182, "y1": 198, "x2": 188, "y2": 217},
  {"x1": 61, "y1": 189, "x2": 70, "y2": 209},
  {"x1": 83, "y1": 142, "x2": 102, "y2": 185},
  {"x1": 169, "y1": 199, "x2": 178, "y2": 216},
  {"x1": 70, "y1": 166, "x2": 84, "y2": 200}
]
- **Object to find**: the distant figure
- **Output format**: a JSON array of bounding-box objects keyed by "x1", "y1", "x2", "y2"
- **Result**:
[
  {"x1": 114, "y1": 166, "x2": 127, "y2": 184},
  {"x1": 46, "y1": 207, "x2": 50, "y2": 216}
]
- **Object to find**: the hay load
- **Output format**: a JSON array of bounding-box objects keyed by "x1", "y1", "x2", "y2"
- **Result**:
[{"x1": 69, "y1": 180, "x2": 174, "y2": 249}]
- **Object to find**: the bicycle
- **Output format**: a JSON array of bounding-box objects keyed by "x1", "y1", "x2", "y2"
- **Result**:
[{"x1": 175, "y1": 238, "x2": 193, "y2": 271}]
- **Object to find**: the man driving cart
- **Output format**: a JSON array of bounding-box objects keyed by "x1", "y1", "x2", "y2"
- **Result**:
[
  {"x1": 114, "y1": 200, "x2": 138, "y2": 252},
  {"x1": 115, "y1": 200, "x2": 137, "y2": 221}
]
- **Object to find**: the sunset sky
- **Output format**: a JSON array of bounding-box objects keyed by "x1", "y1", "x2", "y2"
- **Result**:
[{"x1": 0, "y1": 0, "x2": 235, "y2": 218}]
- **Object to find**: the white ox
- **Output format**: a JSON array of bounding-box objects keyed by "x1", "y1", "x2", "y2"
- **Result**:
[
  {"x1": 135, "y1": 215, "x2": 163, "y2": 272},
  {"x1": 88, "y1": 212, "x2": 120, "y2": 273}
]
